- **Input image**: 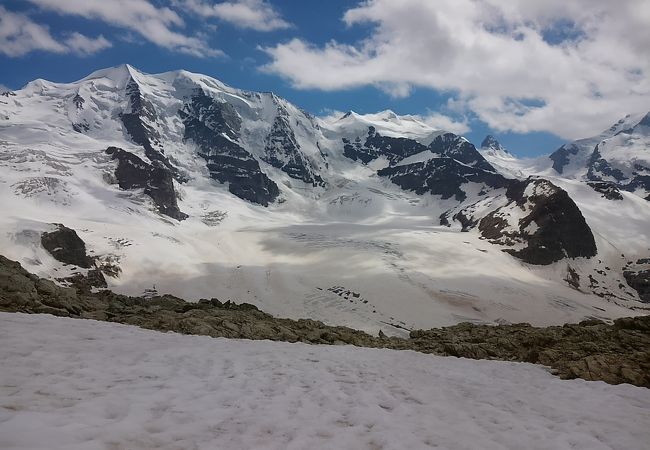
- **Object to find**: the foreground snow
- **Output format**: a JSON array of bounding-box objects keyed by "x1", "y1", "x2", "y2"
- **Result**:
[{"x1": 0, "y1": 313, "x2": 648, "y2": 450}]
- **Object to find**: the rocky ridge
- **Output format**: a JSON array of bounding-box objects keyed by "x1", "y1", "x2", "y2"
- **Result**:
[{"x1": 1, "y1": 254, "x2": 648, "y2": 387}]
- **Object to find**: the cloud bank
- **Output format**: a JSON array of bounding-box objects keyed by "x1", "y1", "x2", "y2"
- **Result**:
[{"x1": 263, "y1": 0, "x2": 650, "y2": 139}]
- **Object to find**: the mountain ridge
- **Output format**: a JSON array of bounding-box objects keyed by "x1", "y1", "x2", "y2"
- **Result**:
[{"x1": 1, "y1": 64, "x2": 649, "y2": 334}]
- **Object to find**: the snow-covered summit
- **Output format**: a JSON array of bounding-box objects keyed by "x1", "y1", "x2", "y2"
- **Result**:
[
  {"x1": 546, "y1": 110, "x2": 650, "y2": 200},
  {"x1": 322, "y1": 109, "x2": 442, "y2": 144}
]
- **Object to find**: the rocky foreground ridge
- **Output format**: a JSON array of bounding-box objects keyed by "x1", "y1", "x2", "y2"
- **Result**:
[{"x1": 1, "y1": 254, "x2": 648, "y2": 387}]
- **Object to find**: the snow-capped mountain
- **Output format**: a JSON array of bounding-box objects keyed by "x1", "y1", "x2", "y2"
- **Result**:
[
  {"x1": 548, "y1": 112, "x2": 650, "y2": 200},
  {"x1": 1, "y1": 65, "x2": 648, "y2": 334}
]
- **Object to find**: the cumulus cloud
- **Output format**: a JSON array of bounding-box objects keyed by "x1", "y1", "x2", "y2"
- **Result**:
[
  {"x1": 26, "y1": 0, "x2": 221, "y2": 57},
  {"x1": 179, "y1": 0, "x2": 290, "y2": 31},
  {"x1": 263, "y1": 0, "x2": 650, "y2": 139},
  {"x1": 0, "y1": 6, "x2": 109, "y2": 57}
]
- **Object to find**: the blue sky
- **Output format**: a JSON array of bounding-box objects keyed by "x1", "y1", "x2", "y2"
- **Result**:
[{"x1": 2, "y1": 1, "x2": 649, "y2": 157}]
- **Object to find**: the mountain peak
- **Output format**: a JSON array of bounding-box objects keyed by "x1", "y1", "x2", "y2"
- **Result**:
[
  {"x1": 480, "y1": 135, "x2": 513, "y2": 159},
  {"x1": 78, "y1": 63, "x2": 142, "y2": 88},
  {"x1": 481, "y1": 135, "x2": 503, "y2": 151}
]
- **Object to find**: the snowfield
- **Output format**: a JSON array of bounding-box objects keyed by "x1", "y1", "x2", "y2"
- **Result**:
[{"x1": 1, "y1": 313, "x2": 649, "y2": 450}]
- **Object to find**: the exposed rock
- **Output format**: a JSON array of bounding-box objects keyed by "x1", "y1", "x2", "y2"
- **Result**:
[
  {"x1": 343, "y1": 126, "x2": 427, "y2": 164},
  {"x1": 263, "y1": 105, "x2": 325, "y2": 186},
  {"x1": 106, "y1": 146, "x2": 187, "y2": 220},
  {"x1": 58, "y1": 268, "x2": 108, "y2": 293},
  {"x1": 549, "y1": 143, "x2": 581, "y2": 174},
  {"x1": 429, "y1": 133, "x2": 495, "y2": 172},
  {"x1": 379, "y1": 158, "x2": 508, "y2": 201},
  {"x1": 180, "y1": 89, "x2": 279, "y2": 206},
  {"x1": 2, "y1": 254, "x2": 649, "y2": 387},
  {"x1": 587, "y1": 144, "x2": 627, "y2": 182},
  {"x1": 370, "y1": 130, "x2": 506, "y2": 201},
  {"x1": 478, "y1": 178, "x2": 597, "y2": 265},
  {"x1": 119, "y1": 78, "x2": 182, "y2": 179},
  {"x1": 41, "y1": 224, "x2": 93, "y2": 268},
  {"x1": 587, "y1": 181, "x2": 624, "y2": 200},
  {"x1": 565, "y1": 265, "x2": 581, "y2": 290},
  {"x1": 480, "y1": 135, "x2": 512, "y2": 159},
  {"x1": 623, "y1": 258, "x2": 650, "y2": 302}
]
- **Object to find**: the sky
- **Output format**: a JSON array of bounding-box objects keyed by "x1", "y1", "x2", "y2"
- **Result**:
[{"x1": 1, "y1": 0, "x2": 649, "y2": 157}]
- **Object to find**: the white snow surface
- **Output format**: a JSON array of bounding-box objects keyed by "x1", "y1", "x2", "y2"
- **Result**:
[{"x1": 1, "y1": 312, "x2": 649, "y2": 450}]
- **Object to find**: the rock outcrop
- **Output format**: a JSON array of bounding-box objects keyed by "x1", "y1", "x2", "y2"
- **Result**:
[
  {"x1": 624, "y1": 259, "x2": 650, "y2": 302},
  {"x1": 263, "y1": 104, "x2": 325, "y2": 186},
  {"x1": 180, "y1": 90, "x2": 280, "y2": 206},
  {"x1": 379, "y1": 158, "x2": 508, "y2": 201},
  {"x1": 478, "y1": 178, "x2": 597, "y2": 265},
  {"x1": 2, "y1": 255, "x2": 648, "y2": 387},
  {"x1": 41, "y1": 224, "x2": 94, "y2": 268},
  {"x1": 106, "y1": 146, "x2": 187, "y2": 220}
]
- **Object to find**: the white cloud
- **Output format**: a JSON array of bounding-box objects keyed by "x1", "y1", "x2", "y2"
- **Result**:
[
  {"x1": 420, "y1": 112, "x2": 470, "y2": 135},
  {"x1": 178, "y1": 0, "x2": 290, "y2": 32},
  {"x1": 263, "y1": 0, "x2": 650, "y2": 139},
  {"x1": 64, "y1": 32, "x2": 112, "y2": 56},
  {"x1": 0, "y1": 6, "x2": 67, "y2": 56},
  {"x1": 0, "y1": 6, "x2": 110, "y2": 57},
  {"x1": 26, "y1": 0, "x2": 221, "y2": 57}
]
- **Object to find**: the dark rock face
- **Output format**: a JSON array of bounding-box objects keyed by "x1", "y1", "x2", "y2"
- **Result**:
[
  {"x1": 379, "y1": 158, "x2": 508, "y2": 201},
  {"x1": 72, "y1": 94, "x2": 85, "y2": 109},
  {"x1": 119, "y1": 78, "x2": 182, "y2": 178},
  {"x1": 343, "y1": 128, "x2": 505, "y2": 201},
  {"x1": 59, "y1": 269, "x2": 108, "y2": 293},
  {"x1": 480, "y1": 135, "x2": 504, "y2": 152},
  {"x1": 180, "y1": 90, "x2": 279, "y2": 206},
  {"x1": 587, "y1": 181, "x2": 624, "y2": 200},
  {"x1": 106, "y1": 146, "x2": 187, "y2": 220},
  {"x1": 481, "y1": 135, "x2": 499, "y2": 149},
  {"x1": 41, "y1": 225, "x2": 94, "y2": 268},
  {"x1": 587, "y1": 145, "x2": 627, "y2": 182},
  {"x1": 429, "y1": 133, "x2": 495, "y2": 172},
  {"x1": 70, "y1": 94, "x2": 90, "y2": 133},
  {"x1": 343, "y1": 136, "x2": 378, "y2": 164},
  {"x1": 263, "y1": 106, "x2": 324, "y2": 186},
  {"x1": 2, "y1": 254, "x2": 649, "y2": 387},
  {"x1": 624, "y1": 270, "x2": 650, "y2": 302},
  {"x1": 623, "y1": 258, "x2": 650, "y2": 302},
  {"x1": 627, "y1": 175, "x2": 650, "y2": 201},
  {"x1": 479, "y1": 179, "x2": 597, "y2": 265},
  {"x1": 120, "y1": 79, "x2": 162, "y2": 161},
  {"x1": 585, "y1": 145, "x2": 650, "y2": 200},
  {"x1": 549, "y1": 143, "x2": 581, "y2": 174},
  {"x1": 343, "y1": 126, "x2": 427, "y2": 164}
]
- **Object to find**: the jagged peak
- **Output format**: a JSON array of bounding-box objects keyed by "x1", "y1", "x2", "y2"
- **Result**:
[
  {"x1": 480, "y1": 134, "x2": 514, "y2": 159},
  {"x1": 481, "y1": 135, "x2": 502, "y2": 150}
]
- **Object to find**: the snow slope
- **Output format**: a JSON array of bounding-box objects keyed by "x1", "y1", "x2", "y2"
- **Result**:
[
  {"x1": 0, "y1": 65, "x2": 648, "y2": 335},
  {"x1": 1, "y1": 313, "x2": 649, "y2": 450}
]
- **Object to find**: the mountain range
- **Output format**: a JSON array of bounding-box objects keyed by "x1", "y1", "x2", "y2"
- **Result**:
[{"x1": 1, "y1": 64, "x2": 648, "y2": 335}]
